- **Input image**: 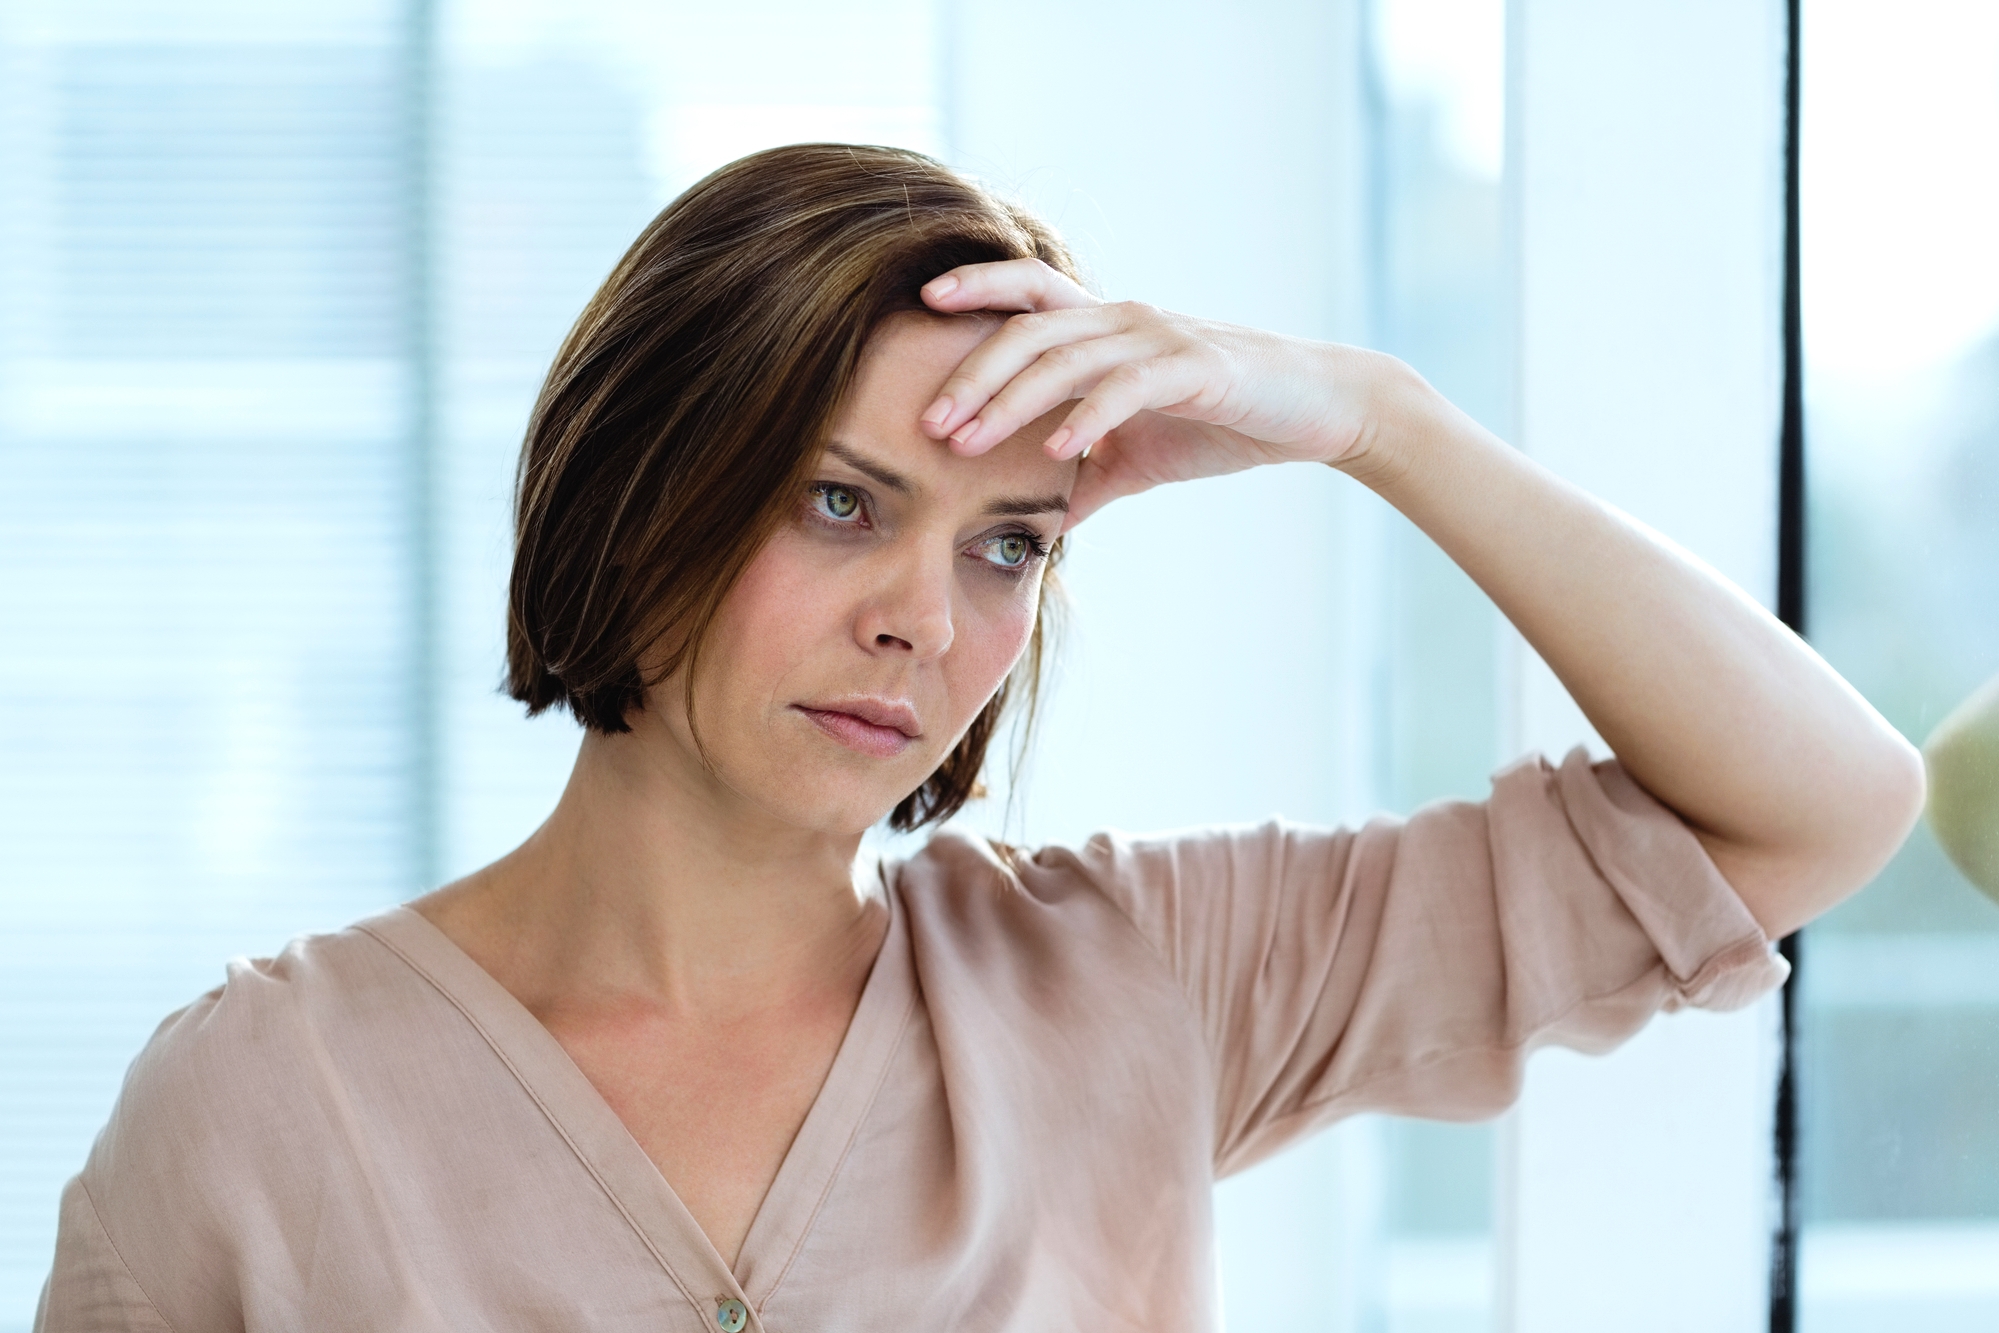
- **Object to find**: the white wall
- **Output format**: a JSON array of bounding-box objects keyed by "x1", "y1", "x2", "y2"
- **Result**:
[
  {"x1": 1497, "y1": 2, "x2": 1788, "y2": 1329},
  {"x1": 944, "y1": 0, "x2": 1374, "y2": 841}
]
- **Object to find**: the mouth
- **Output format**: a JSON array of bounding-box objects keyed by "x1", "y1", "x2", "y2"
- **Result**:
[{"x1": 791, "y1": 697, "x2": 921, "y2": 759}]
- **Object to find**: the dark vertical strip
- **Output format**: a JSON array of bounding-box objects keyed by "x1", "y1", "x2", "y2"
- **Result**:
[
  {"x1": 1778, "y1": 7, "x2": 1807, "y2": 631},
  {"x1": 1770, "y1": 0, "x2": 1806, "y2": 1329},
  {"x1": 402, "y1": 0, "x2": 440, "y2": 891}
]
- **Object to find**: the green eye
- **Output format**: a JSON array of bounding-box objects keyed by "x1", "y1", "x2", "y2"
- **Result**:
[
  {"x1": 990, "y1": 534, "x2": 1031, "y2": 567},
  {"x1": 816, "y1": 485, "x2": 860, "y2": 520}
]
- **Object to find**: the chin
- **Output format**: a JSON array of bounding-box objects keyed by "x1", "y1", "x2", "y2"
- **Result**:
[
  {"x1": 736, "y1": 750, "x2": 926, "y2": 839},
  {"x1": 761, "y1": 788, "x2": 906, "y2": 840},
  {"x1": 714, "y1": 710, "x2": 949, "y2": 837}
]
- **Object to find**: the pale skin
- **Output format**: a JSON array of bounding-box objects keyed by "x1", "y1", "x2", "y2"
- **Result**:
[{"x1": 419, "y1": 259, "x2": 1925, "y2": 1268}]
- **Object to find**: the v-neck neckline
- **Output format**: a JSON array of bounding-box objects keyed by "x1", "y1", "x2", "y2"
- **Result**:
[{"x1": 356, "y1": 876, "x2": 915, "y2": 1322}]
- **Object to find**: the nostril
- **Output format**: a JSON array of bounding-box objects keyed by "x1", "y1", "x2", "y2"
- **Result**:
[{"x1": 876, "y1": 633, "x2": 912, "y2": 650}]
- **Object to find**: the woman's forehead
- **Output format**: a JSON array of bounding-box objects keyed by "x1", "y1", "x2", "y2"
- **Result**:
[
  {"x1": 832, "y1": 313, "x2": 1075, "y2": 499},
  {"x1": 852, "y1": 309, "x2": 999, "y2": 400}
]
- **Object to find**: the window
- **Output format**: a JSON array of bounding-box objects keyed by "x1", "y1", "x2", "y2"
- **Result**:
[
  {"x1": 1797, "y1": 1, "x2": 1999, "y2": 1326},
  {"x1": 0, "y1": 2, "x2": 422, "y2": 1311},
  {"x1": 11, "y1": 2, "x2": 1978, "y2": 1329}
]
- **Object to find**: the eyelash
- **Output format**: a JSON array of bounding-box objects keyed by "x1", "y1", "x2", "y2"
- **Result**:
[{"x1": 805, "y1": 482, "x2": 1051, "y2": 577}]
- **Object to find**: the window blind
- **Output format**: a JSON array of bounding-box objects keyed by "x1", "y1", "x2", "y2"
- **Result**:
[
  {"x1": 0, "y1": 4, "x2": 421, "y2": 1314},
  {"x1": 0, "y1": 4, "x2": 941, "y2": 1318}
]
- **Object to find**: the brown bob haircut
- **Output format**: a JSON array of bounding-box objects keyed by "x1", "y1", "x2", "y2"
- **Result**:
[{"x1": 506, "y1": 143, "x2": 1080, "y2": 832}]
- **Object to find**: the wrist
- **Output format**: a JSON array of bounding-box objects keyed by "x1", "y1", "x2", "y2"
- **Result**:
[
  {"x1": 1325, "y1": 350, "x2": 1426, "y2": 480},
  {"x1": 1328, "y1": 354, "x2": 1479, "y2": 500}
]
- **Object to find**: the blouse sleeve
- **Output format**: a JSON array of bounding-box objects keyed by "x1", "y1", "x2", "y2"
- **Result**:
[
  {"x1": 1017, "y1": 746, "x2": 1789, "y2": 1176},
  {"x1": 34, "y1": 1177, "x2": 175, "y2": 1333}
]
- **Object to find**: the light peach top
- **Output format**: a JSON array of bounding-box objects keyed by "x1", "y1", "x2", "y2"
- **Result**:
[{"x1": 37, "y1": 750, "x2": 1786, "y2": 1333}]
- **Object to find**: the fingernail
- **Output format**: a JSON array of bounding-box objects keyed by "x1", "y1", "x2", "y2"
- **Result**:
[
  {"x1": 925, "y1": 275, "x2": 959, "y2": 299},
  {"x1": 950, "y1": 419, "x2": 983, "y2": 448},
  {"x1": 1044, "y1": 428, "x2": 1072, "y2": 456},
  {"x1": 921, "y1": 396, "x2": 953, "y2": 429}
]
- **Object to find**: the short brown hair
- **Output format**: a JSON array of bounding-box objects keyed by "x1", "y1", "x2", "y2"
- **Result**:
[{"x1": 506, "y1": 143, "x2": 1078, "y2": 831}]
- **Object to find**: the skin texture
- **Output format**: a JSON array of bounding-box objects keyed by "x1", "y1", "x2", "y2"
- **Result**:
[
  {"x1": 418, "y1": 312, "x2": 1075, "y2": 1267},
  {"x1": 420, "y1": 261, "x2": 1926, "y2": 1267}
]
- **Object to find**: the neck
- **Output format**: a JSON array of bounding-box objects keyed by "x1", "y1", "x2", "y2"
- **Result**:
[{"x1": 422, "y1": 718, "x2": 884, "y2": 1019}]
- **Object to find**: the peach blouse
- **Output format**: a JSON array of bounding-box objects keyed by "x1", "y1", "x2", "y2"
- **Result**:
[{"x1": 37, "y1": 749, "x2": 1785, "y2": 1332}]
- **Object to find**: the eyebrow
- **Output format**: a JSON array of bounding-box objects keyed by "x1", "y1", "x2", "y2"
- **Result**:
[
  {"x1": 822, "y1": 440, "x2": 1069, "y2": 517},
  {"x1": 981, "y1": 492, "x2": 1070, "y2": 517},
  {"x1": 824, "y1": 441, "x2": 914, "y2": 495}
]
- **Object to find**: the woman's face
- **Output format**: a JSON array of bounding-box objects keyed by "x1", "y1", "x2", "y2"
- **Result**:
[{"x1": 643, "y1": 311, "x2": 1078, "y2": 836}]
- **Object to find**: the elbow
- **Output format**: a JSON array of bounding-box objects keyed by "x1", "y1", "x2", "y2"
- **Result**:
[
  {"x1": 1870, "y1": 729, "x2": 1928, "y2": 870},
  {"x1": 1727, "y1": 726, "x2": 1927, "y2": 940},
  {"x1": 1894, "y1": 729, "x2": 1929, "y2": 825},
  {"x1": 1818, "y1": 726, "x2": 1928, "y2": 911}
]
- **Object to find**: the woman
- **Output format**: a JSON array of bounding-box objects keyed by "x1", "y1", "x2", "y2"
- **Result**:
[{"x1": 39, "y1": 144, "x2": 1921, "y2": 1331}]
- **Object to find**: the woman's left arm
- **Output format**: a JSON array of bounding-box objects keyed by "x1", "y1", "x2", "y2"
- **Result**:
[
  {"x1": 920, "y1": 260, "x2": 1925, "y2": 938},
  {"x1": 1340, "y1": 370, "x2": 1924, "y2": 938}
]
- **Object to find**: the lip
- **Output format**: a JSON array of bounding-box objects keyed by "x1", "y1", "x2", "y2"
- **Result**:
[{"x1": 792, "y1": 696, "x2": 921, "y2": 759}]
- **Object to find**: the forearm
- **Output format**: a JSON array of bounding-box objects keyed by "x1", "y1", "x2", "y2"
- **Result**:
[{"x1": 1340, "y1": 361, "x2": 1924, "y2": 936}]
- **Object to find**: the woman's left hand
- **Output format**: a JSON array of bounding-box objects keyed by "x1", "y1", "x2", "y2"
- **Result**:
[{"x1": 917, "y1": 258, "x2": 1402, "y2": 530}]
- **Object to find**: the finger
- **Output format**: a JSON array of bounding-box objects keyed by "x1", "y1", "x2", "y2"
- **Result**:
[
  {"x1": 1062, "y1": 438, "x2": 1165, "y2": 531},
  {"x1": 921, "y1": 257, "x2": 1097, "y2": 316},
  {"x1": 1043, "y1": 355, "x2": 1204, "y2": 462},
  {"x1": 943, "y1": 333, "x2": 1154, "y2": 455},
  {"x1": 920, "y1": 304, "x2": 1135, "y2": 443}
]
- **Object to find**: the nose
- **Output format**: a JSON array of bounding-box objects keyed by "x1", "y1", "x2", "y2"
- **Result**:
[{"x1": 855, "y1": 550, "x2": 955, "y2": 661}]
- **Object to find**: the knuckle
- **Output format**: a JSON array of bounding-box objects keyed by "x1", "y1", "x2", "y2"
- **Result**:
[
  {"x1": 985, "y1": 375, "x2": 1030, "y2": 408},
  {"x1": 1184, "y1": 378, "x2": 1228, "y2": 416},
  {"x1": 1042, "y1": 342, "x2": 1087, "y2": 372},
  {"x1": 1011, "y1": 309, "x2": 1053, "y2": 338},
  {"x1": 977, "y1": 401, "x2": 1020, "y2": 432},
  {"x1": 1106, "y1": 359, "x2": 1153, "y2": 390}
]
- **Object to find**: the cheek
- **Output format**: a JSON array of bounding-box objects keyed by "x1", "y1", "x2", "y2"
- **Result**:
[
  {"x1": 701, "y1": 534, "x2": 846, "y2": 693},
  {"x1": 948, "y1": 577, "x2": 1043, "y2": 707}
]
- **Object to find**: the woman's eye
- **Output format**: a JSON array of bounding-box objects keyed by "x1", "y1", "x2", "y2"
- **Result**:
[
  {"x1": 813, "y1": 485, "x2": 862, "y2": 522},
  {"x1": 982, "y1": 533, "x2": 1039, "y2": 570}
]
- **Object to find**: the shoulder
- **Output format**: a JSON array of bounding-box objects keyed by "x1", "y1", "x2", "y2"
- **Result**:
[
  {"x1": 885, "y1": 829, "x2": 1218, "y2": 1124},
  {"x1": 886, "y1": 825, "x2": 1183, "y2": 974},
  {"x1": 886, "y1": 820, "x2": 1368, "y2": 984},
  {"x1": 107, "y1": 915, "x2": 411, "y2": 1127},
  {"x1": 884, "y1": 823, "x2": 1207, "y2": 921},
  {"x1": 77, "y1": 914, "x2": 429, "y2": 1289},
  {"x1": 897, "y1": 819, "x2": 1345, "y2": 900},
  {"x1": 999, "y1": 818, "x2": 1379, "y2": 945}
]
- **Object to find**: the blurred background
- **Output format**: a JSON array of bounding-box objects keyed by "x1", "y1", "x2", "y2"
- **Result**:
[
  {"x1": 0, "y1": 0, "x2": 1992, "y2": 1329},
  {"x1": 1793, "y1": 1, "x2": 1999, "y2": 1324}
]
